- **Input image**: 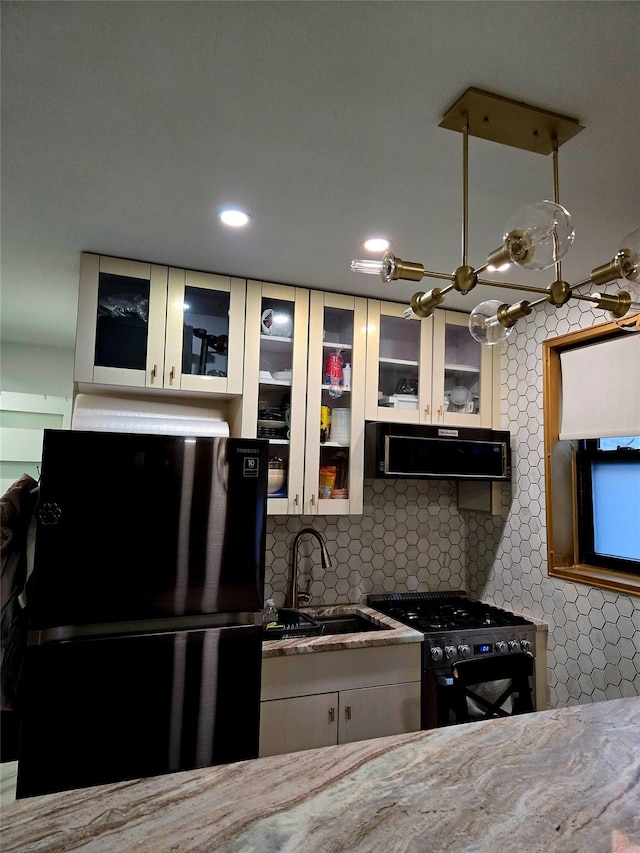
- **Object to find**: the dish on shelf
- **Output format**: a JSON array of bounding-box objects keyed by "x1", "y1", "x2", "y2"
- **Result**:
[
  {"x1": 257, "y1": 418, "x2": 287, "y2": 429},
  {"x1": 271, "y1": 370, "x2": 292, "y2": 382},
  {"x1": 259, "y1": 370, "x2": 272, "y2": 380},
  {"x1": 450, "y1": 385, "x2": 472, "y2": 406}
]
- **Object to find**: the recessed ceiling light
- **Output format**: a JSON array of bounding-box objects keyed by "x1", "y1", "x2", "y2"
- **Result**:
[
  {"x1": 218, "y1": 209, "x2": 251, "y2": 227},
  {"x1": 364, "y1": 237, "x2": 390, "y2": 252}
]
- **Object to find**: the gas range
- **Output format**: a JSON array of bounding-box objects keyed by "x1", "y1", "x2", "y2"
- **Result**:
[{"x1": 367, "y1": 591, "x2": 536, "y2": 670}]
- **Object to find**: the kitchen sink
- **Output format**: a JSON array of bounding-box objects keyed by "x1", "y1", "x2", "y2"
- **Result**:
[
  {"x1": 314, "y1": 613, "x2": 384, "y2": 635},
  {"x1": 262, "y1": 610, "x2": 385, "y2": 640}
]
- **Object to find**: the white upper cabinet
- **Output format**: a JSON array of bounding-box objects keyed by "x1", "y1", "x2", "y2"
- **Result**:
[
  {"x1": 241, "y1": 281, "x2": 310, "y2": 516},
  {"x1": 365, "y1": 302, "x2": 498, "y2": 428},
  {"x1": 304, "y1": 291, "x2": 367, "y2": 516},
  {"x1": 365, "y1": 300, "x2": 434, "y2": 424},
  {"x1": 431, "y1": 310, "x2": 496, "y2": 427},
  {"x1": 74, "y1": 253, "x2": 246, "y2": 396},
  {"x1": 241, "y1": 283, "x2": 367, "y2": 516}
]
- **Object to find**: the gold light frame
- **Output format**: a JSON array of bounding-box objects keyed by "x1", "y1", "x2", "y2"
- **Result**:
[{"x1": 351, "y1": 88, "x2": 640, "y2": 340}]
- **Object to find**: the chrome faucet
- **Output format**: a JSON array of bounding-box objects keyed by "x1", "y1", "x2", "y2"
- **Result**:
[{"x1": 288, "y1": 527, "x2": 332, "y2": 609}]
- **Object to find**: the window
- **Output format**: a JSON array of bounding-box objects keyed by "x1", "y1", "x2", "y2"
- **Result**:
[
  {"x1": 576, "y1": 437, "x2": 640, "y2": 575},
  {"x1": 543, "y1": 320, "x2": 640, "y2": 597}
]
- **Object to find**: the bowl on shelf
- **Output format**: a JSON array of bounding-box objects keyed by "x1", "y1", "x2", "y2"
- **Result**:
[
  {"x1": 272, "y1": 370, "x2": 292, "y2": 382},
  {"x1": 267, "y1": 458, "x2": 287, "y2": 495}
]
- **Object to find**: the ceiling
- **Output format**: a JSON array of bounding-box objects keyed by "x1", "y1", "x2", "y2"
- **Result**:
[{"x1": 2, "y1": 1, "x2": 638, "y2": 350}]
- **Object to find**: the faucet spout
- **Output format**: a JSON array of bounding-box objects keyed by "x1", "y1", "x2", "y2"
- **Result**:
[{"x1": 288, "y1": 528, "x2": 332, "y2": 609}]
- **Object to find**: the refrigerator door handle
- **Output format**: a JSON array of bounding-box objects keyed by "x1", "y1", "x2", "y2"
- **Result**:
[{"x1": 28, "y1": 611, "x2": 262, "y2": 645}]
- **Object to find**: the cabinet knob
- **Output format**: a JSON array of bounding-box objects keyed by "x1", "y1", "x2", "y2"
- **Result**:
[
  {"x1": 345, "y1": 705, "x2": 352, "y2": 721},
  {"x1": 329, "y1": 707, "x2": 335, "y2": 722},
  {"x1": 169, "y1": 366, "x2": 176, "y2": 383},
  {"x1": 151, "y1": 364, "x2": 158, "y2": 382},
  {"x1": 437, "y1": 405, "x2": 444, "y2": 418},
  {"x1": 425, "y1": 405, "x2": 430, "y2": 416},
  {"x1": 310, "y1": 493, "x2": 316, "y2": 507}
]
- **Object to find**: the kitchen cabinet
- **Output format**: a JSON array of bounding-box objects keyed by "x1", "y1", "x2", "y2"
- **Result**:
[
  {"x1": 74, "y1": 254, "x2": 246, "y2": 396},
  {"x1": 240, "y1": 282, "x2": 367, "y2": 516},
  {"x1": 259, "y1": 644, "x2": 421, "y2": 757},
  {"x1": 304, "y1": 291, "x2": 367, "y2": 515},
  {"x1": 365, "y1": 301, "x2": 498, "y2": 428},
  {"x1": 365, "y1": 299, "x2": 434, "y2": 424},
  {"x1": 432, "y1": 310, "x2": 497, "y2": 428}
]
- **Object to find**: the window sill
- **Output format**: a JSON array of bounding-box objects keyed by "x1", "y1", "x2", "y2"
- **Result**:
[{"x1": 549, "y1": 562, "x2": 640, "y2": 597}]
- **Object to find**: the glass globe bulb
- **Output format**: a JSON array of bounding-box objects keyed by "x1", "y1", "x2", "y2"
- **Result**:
[
  {"x1": 503, "y1": 201, "x2": 574, "y2": 270},
  {"x1": 468, "y1": 300, "x2": 515, "y2": 346},
  {"x1": 616, "y1": 226, "x2": 640, "y2": 282}
]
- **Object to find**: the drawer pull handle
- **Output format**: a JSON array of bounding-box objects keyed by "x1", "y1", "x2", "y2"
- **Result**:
[
  {"x1": 329, "y1": 707, "x2": 335, "y2": 723},
  {"x1": 345, "y1": 705, "x2": 352, "y2": 721}
]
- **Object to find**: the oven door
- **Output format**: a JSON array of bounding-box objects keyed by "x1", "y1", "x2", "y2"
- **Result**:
[{"x1": 423, "y1": 658, "x2": 536, "y2": 729}]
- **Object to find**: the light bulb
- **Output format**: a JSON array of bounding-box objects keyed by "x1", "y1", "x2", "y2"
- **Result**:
[
  {"x1": 351, "y1": 259, "x2": 384, "y2": 275},
  {"x1": 218, "y1": 209, "x2": 250, "y2": 227},
  {"x1": 503, "y1": 201, "x2": 574, "y2": 270},
  {"x1": 468, "y1": 300, "x2": 514, "y2": 346},
  {"x1": 364, "y1": 237, "x2": 390, "y2": 252},
  {"x1": 616, "y1": 226, "x2": 640, "y2": 282}
]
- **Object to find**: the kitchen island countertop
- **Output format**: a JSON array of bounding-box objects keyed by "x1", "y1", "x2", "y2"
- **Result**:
[{"x1": 2, "y1": 696, "x2": 638, "y2": 852}]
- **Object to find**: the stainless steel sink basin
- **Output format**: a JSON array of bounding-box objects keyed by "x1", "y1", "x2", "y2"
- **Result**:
[{"x1": 314, "y1": 613, "x2": 384, "y2": 635}]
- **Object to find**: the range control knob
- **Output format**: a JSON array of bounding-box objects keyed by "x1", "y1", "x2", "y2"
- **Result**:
[
  {"x1": 444, "y1": 646, "x2": 457, "y2": 660},
  {"x1": 508, "y1": 640, "x2": 520, "y2": 652},
  {"x1": 431, "y1": 646, "x2": 444, "y2": 662},
  {"x1": 457, "y1": 644, "x2": 471, "y2": 658},
  {"x1": 496, "y1": 641, "x2": 508, "y2": 654},
  {"x1": 521, "y1": 639, "x2": 532, "y2": 652}
]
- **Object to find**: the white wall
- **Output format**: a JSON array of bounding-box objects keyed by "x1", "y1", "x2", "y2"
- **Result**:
[{"x1": 0, "y1": 343, "x2": 74, "y2": 397}]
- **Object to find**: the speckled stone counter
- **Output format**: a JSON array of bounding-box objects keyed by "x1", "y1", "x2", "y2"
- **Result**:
[
  {"x1": 262, "y1": 604, "x2": 423, "y2": 657},
  {"x1": 2, "y1": 697, "x2": 638, "y2": 852}
]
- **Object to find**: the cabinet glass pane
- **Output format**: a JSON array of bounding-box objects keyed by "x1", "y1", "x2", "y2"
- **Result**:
[
  {"x1": 95, "y1": 273, "x2": 150, "y2": 370},
  {"x1": 181, "y1": 287, "x2": 230, "y2": 378},
  {"x1": 444, "y1": 323, "x2": 481, "y2": 414},
  {"x1": 320, "y1": 307, "x2": 352, "y2": 500},
  {"x1": 257, "y1": 298, "x2": 295, "y2": 500},
  {"x1": 377, "y1": 315, "x2": 420, "y2": 412}
]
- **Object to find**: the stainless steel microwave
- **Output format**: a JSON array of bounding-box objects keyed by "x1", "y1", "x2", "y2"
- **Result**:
[{"x1": 364, "y1": 422, "x2": 511, "y2": 481}]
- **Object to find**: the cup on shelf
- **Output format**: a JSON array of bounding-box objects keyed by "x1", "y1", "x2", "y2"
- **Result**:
[{"x1": 331, "y1": 408, "x2": 350, "y2": 444}]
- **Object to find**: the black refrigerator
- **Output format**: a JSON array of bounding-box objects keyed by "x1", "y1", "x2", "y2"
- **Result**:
[{"x1": 16, "y1": 429, "x2": 268, "y2": 798}]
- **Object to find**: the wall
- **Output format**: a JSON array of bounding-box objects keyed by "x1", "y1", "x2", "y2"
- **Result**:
[
  {"x1": 265, "y1": 477, "x2": 474, "y2": 606},
  {"x1": 466, "y1": 301, "x2": 640, "y2": 708},
  {"x1": 0, "y1": 344, "x2": 74, "y2": 396}
]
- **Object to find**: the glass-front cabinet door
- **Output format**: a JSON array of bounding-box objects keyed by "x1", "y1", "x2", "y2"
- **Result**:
[
  {"x1": 365, "y1": 300, "x2": 433, "y2": 424},
  {"x1": 75, "y1": 254, "x2": 168, "y2": 389},
  {"x1": 432, "y1": 310, "x2": 496, "y2": 427},
  {"x1": 75, "y1": 254, "x2": 246, "y2": 396},
  {"x1": 304, "y1": 291, "x2": 367, "y2": 515},
  {"x1": 165, "y1": 269, "x2": 245, "y2": 395},
  {"x1": 242, "y1": 281, "x2": 309, "y2": 515}
]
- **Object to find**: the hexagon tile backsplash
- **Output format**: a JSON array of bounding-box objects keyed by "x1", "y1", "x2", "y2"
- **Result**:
[{"x1": 266, "y1": 300, "x2": 639, "y2": 713}]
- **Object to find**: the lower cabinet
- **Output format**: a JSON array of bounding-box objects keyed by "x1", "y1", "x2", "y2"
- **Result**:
[{"x1": 259, "y1": 643, "x2": 421, "y2": 757}]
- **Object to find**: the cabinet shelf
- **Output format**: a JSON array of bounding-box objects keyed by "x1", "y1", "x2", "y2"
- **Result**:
[
  {"x1": 320, "y1": 384, "x2": 351, "y2": 393},
  {"x1": 379, "y1": 358, "x2": 419, "y2": 368},
  {"x1": 444, "y1": 363, "x2": 481, "y2": 374},
  {"x1": 322, "y1": 341, "x2": 353, "y2": 351}
]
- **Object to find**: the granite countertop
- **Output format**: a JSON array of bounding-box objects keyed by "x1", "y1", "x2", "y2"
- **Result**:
[
  {"x1": 262, "y1": 604, "x2": 423, "y2": 657},
  {"x1": 2, "y1": 697, "x2": 638, "y2": 852}
]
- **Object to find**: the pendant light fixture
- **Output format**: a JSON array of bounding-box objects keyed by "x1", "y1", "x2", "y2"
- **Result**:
[{"x1": 351, "y1": 88, "x2": 640, "y2": 343}]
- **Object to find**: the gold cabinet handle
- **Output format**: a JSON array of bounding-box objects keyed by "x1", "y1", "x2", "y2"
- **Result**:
[
  {"x1": 345, "y1": 705, "x2": 352, "y2": 721},
  {"x1": 310, "y1": 493, "x2": 315, "y2": 507},
  {"x1": 151, "y1": 364, "x2": 158, "y2": 382},
  {"x1": 329, "y1": 707, "x2": 335, "y2": 723},
  {"x1": 437, "y1": 405, "x2": 444, "y2": 418},
  {"x1": 294, "y1": 494, "x2": 299, "y2": 507},
  {"x1": 169, "y1": 366, "x2": 176, "y2": 383},
  {"x1": 424, "y1": 405, "x2": 430, "y2": 416}
]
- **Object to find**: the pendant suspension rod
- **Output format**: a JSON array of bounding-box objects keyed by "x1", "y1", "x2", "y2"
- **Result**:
[
  {"x1": 552, "y1": 138, "x2": 562, "y2": 283},
  {"x1": 462, "y1": 112, "x2": 469, "y2": 267}
]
